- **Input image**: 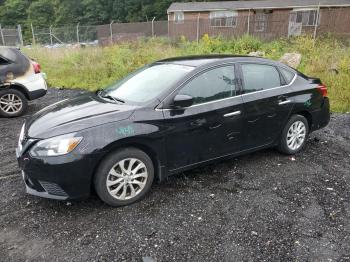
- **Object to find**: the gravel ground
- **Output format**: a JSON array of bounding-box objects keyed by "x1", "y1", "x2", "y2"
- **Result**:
[{"x1": 0, "y1": 88, "x2": 350, "y2": 262}]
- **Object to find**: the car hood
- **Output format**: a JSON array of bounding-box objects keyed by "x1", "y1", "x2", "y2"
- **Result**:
[{"x1": 26, "y1": 93, "x2": 137, "y2": 139}]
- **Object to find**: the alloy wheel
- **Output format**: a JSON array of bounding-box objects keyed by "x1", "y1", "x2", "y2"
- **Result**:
[
  {"x1": 286, "y1": 120, "x2": 306, "y2": 151},
  {"x1": 106, "y1": 158, "x2": 148, "y2": 200},
  {"x1": 0, "y1": 93, "x2": 23, "y2": 114}
]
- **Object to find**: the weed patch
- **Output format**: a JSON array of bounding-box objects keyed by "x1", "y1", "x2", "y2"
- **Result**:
[{"x1": 24, "y1": 35, "x2": 350, "y2": 112}]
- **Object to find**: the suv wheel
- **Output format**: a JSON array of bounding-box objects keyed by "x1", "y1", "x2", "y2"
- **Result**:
[
  {"x1": 0, "y1": 89, "x2": 28, "y2": 117},
  {"x1": 277, "y1": 114, "x2": 309, "y2": 155},
  {"x1": 94, "y1": 148, "x2": 154, "y2": 207}
]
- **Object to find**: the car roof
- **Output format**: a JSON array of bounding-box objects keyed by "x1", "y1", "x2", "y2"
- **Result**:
[
  {"x1": 0, "y1": 46, "x2": 22, "y2": 62},
  {"x1": 156, "y1": 55, "x2": 279, "y2": 67}
]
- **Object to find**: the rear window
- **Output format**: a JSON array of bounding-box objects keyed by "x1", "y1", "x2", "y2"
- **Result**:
[
  {"x1": 0, "y1": 56, "x2": 9, "y2": 65},
  {"x1": 241, "y1": 63, "x2": 282, "y2": 93},
  {"x1": 0, "y1": 47, "x2": 26, "y2": 63},
  {"x1": 280, "y1": 68, "x2": 295, "y2": 84}
]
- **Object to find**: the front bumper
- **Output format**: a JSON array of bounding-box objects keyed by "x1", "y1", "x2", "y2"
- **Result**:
[
  {"x1": 21, "y1": 171, "x2": 68, "y2": 200},
  {"x1": 17, "y1": 148, "x2": 98, "y2": 200}
]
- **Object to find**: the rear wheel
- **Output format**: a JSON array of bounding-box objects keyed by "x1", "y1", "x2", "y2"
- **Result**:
[
  {"x1": 94, "y1": 148, "x2": 154, "y2": 207},
  {"x1": 0, "y1": 89, "x2": 27, "y2": 117},
  {"x1": 277, "y1": 114, "x2": 309, "y2": 155}
]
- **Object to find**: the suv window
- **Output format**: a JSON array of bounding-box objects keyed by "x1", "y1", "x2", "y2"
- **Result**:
[
  {"x1": 178, "y1": 65, "x2": 237, "y2": 105},
  {"x1": 241, "y1": 63, "x2": 281, "y2": 93},
  {"x1": 280, "y1": 67, "x2": 295, "y2": 84},
  {"x1": 0, "y1": 56, "x2": 9, "y2": 65}
]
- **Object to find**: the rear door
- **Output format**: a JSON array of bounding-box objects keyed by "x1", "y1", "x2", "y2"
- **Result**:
[
  {"x1": 238, "y1": 63, "x2": 295, "y2": 150},
  {"x1": 162, "y1": 64, "x2": 244, "y2": 171}
]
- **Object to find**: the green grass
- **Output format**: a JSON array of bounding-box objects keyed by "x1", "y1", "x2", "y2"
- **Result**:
[{"x1": 24, "y1": 35, "x2": 350, "y2": 112}]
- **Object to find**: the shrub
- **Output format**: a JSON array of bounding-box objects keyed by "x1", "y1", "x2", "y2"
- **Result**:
[{"x1": 24, "y1": 35, "x2": 350, "y2": 112}]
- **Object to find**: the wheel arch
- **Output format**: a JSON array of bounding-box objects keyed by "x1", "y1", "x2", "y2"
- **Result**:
[
  {"x1": 294, "y1": 110, "x2": 313, "y2": 130},
  {"x1": 4, "y1": 83, "x2": 30, "y2": 100},
  {"x1": 91, "y1": 138, "x2": 164, "y2": 189}
]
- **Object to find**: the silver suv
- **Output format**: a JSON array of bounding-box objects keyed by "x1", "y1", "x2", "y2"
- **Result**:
[{"x1": 0, "y1": 47, "x2": 47, "y2": 117}]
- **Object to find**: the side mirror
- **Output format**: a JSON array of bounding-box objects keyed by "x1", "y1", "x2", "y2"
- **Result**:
[{"x1": 172, "y1": 94, "x2": 193, "y2": 108}]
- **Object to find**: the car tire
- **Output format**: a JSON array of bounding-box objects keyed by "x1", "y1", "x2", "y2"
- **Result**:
[
  {"x1": 0, "y1": 88, "x2": 28, "y2": 117},
  {"x1": 94, "y1": 147, "x2": 154, "y2": 207},
  {"x1": 277, "y1": 114, "x2": 309, "y2": 155}
]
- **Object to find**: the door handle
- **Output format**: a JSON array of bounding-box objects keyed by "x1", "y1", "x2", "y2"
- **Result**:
[
  {"x1": 209, "y1": 123, "x2": 222, "y2": 130},
  {"x1": 224, "y1": 111, "x2": 241, "y2": 117},
  {"x1": 278, "y1": 100, "x2": 291, "y2": 105}
]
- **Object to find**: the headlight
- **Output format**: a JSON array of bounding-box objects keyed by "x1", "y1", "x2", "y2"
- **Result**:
[
  {"x1": 18, "y1": 123, "x2": 25, "y2": 151},
  {"x1": 30, "y1": 134, "x2": 83, "y2": 157}
]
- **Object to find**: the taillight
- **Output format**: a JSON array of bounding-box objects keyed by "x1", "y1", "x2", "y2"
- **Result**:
[
  {"x1": 317, "y1": 84, "x2": 327, "y2": 97},
  {"x1": 32, "y1": 61, "x2": 41, "y2": 74}
]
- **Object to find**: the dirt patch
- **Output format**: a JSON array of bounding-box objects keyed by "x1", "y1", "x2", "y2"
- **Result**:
[{"x1": 0, "y1": 88, "x2": 350, "y2": 261}]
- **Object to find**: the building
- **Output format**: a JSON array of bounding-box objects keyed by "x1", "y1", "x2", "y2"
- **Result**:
[{"x1": 167, "y1": 0, "x2": 350, "y2": 40}]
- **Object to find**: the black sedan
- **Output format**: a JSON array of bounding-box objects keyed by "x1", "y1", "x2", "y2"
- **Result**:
[{"x1": 16, "y1": 55, "x2": 330, "y2": 206}]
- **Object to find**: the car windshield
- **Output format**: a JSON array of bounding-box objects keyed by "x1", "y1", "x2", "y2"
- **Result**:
[{"x1": 103, "y1": 63, "x2": 194, "y2": 104}]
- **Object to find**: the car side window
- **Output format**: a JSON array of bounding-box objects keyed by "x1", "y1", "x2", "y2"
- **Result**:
[
  {"x1": 280, "y1": 67, "x2": 295, "y2": 84},
  {"x1": 241, "y1": 63, "x2": 282, "y2": 93},
  {"x1": 178, "y1": 65, "x2": 237, "y2": 105}
]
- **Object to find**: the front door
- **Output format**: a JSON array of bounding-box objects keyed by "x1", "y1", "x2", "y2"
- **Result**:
[
  {"x1": 238, "y1": 63, "x2": 294, "y2": 150},
  {"x1": 288, "y1": 12, "x2": 302, "y2": 37},
  {"x1": 162, "y1": 65, "x2": 244, "y2": 171}
]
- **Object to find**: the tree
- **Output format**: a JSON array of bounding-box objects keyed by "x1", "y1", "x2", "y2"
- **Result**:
[
  {"x1": 0, "y1": 0, "x2": 235, "y2": 28},
  {"x1": 52, "y1": 0, "x2": 84, "y2": 25},
  {"x1": 27, "y1": 0, "x2": 55, "y2": 27},
  {"x1": 80, "y1": 0, "x2": 111, "y2": 24},
  {"x1": 0, "y1": 0, "x2": 30, "y2": 26}
]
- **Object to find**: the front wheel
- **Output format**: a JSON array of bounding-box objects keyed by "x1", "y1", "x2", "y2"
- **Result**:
[
  {"x1": 94, "y1": 148, "x2": 154, "y2": 207},
  {"x1": 277, "y1": 114, "x2": 309, "y2": 155}
]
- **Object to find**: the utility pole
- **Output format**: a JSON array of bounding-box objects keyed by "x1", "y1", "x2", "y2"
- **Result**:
[
  {"x1": 151, "y1": 17, "x2": 156, "y2": 37},
  {"x1": 196, "y1": 13, "x2": 200, "y2": 43},
  {"x1": 247, "y1": 9, "x2": 251, "y2": 35},
  {"x1": 76, "y1": 23, "x2": 80, "y2": 45},
  {"x1": 167, "y1": 14, "x2": 170, "y2": 39},
  {"x1": 110, "y1": 20, "x2": 114, "y2": 45},
  {"x1": 313, "y1": 2, "x2": 321, "y2": 46},
  {"x1": 31, "y1": 23, "x2": 36, "y2": 46},
  {"x1": 49, "y1": 25, "x2": 53, "y2": 46},
  {"x1": 18, "y1": 25, "x2": 24, "y2": 46},
  {"x1": 0, "y1": 24, "x2": 5, "y2": 46}
]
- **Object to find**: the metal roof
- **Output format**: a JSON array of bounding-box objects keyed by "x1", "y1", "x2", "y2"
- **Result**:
[{"x1": 168, "y1": 0, "x2": 350, "y2": 13}]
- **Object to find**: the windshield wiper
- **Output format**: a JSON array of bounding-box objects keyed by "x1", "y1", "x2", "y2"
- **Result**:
[
  {"x1": 98, "y1": 90, "x2": 125, "y2": 104},
  {"x1": 103, "y1": 94, "x2": 125, "y2": 104}
]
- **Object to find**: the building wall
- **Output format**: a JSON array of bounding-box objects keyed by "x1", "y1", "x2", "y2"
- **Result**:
[
  {"x1": 248, "y1": 9, "x2": 290, "y2": 39},
  {"x1": 168, "y1": 6, "x2": 350, "y2": 41},
  {"x1": 169, "y1": 11, "x2": 250, "y2": 41},
  {"x1": 318, "y1": 7, "x2": 350, "y2": 35}
]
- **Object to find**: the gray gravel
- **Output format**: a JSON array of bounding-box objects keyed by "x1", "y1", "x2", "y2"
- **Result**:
[{"x1": 0, "y1": 88, "x2": 350, "y2": 262}]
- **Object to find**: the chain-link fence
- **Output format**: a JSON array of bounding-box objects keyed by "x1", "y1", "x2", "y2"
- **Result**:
[
  {"x1": 31, "y1": 24, "x2": 98, "y2": 47},
  {"x1": 96, "y1": 20, "x2": 168, "y2": 45},
  {"x1": 30, "y1": 20, "x2": 168, "y2": 47},
  {"x1": 0, "y1": 25, "x2": 23, "y2": 46}
]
